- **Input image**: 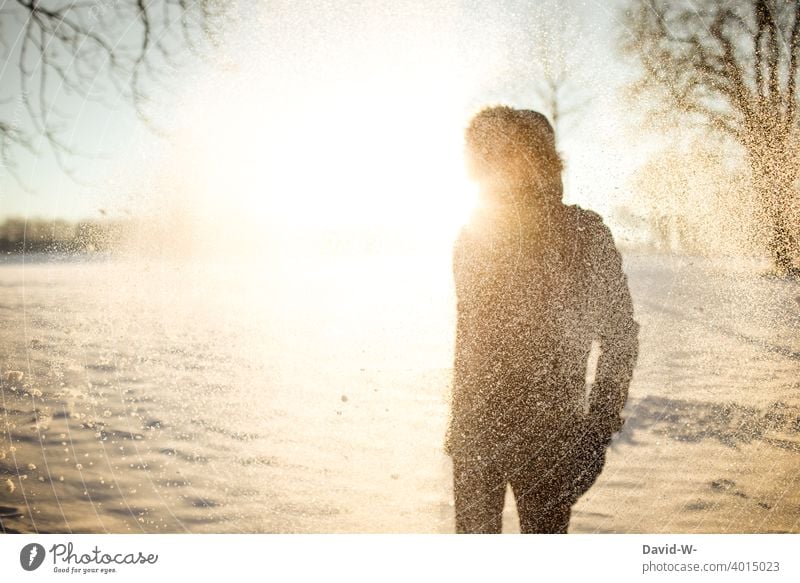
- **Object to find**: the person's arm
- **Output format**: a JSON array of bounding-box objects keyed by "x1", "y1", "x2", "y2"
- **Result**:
[
  {"x1": 447, "y1": 228, "x2": 481, "y2": 456},
  {"x1": 451, "y1": 228, "x2": 481, "y2": 388},
  {"x1": 584, "y1": 214, "x2": 639, "y2": 440}
]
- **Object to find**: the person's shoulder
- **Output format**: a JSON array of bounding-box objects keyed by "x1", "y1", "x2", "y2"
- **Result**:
[
  {"x1": 563, "y1": 204, "x2": 613, "y2": 242},
  {"x1": 454, "y1": 223, "x2": 475, "y2": 248},
  {"x1": 565, "y1": 204, "x2": 607, "y2": 230},
  {"x1": 455, "y1": 211, "x2": 492, "y2": 246},
  {"x1": 454, "y1": 222, "x2": 480, "y2": 260}
]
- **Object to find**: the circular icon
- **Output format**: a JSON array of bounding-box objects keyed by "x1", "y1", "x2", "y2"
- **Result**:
[{"x1": 20, "y1": 543, "x2": 46, "y2": 571}]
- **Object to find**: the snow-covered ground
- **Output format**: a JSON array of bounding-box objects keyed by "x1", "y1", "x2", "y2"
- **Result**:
[{"x1": 1, "y1": 253, "x2": 798, "y2": 533}]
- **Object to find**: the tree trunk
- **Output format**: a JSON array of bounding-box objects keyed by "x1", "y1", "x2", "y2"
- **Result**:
[
  {"x1": 770, "y1": 220, "x2": 797, "y2": 274},
  {"x1": 749, "y1": 146, "x2": 800, "y2": 276}
]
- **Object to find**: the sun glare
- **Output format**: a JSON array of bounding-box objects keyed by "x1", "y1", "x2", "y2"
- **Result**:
[
  {"x1": 160, "y1": 42, "x2": 482, "y2": 253},
  {"x1": 260, "y1": 89, "x2": 479, "y2": 235}
]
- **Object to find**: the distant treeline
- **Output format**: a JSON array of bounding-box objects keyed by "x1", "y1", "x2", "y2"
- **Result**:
[{"x1": 0, "y1": 218, "x2": 128, "y2": 254}]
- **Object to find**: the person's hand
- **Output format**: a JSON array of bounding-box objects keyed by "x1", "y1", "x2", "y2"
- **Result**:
[{"x1": 569, "y1": 423, "x2": 613, "y2": 502}]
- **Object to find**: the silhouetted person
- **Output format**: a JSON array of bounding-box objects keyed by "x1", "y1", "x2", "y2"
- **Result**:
[{"x1": 446, "y1": 106, "x2": 639, "y2": 534}]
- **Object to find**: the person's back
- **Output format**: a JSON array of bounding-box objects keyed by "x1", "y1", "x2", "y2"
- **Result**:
[{"x1": 447, "y1": 106, "x2": 638, "y2": 533}]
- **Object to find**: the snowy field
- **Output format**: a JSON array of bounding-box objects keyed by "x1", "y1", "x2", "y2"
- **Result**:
[{"x1": 1, "y1": 252, "x2": 799, "y2": 533}]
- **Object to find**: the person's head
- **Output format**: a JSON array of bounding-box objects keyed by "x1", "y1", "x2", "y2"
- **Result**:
[{"x1": 464, "y1": 106, "x2": 563, "y2": 208}]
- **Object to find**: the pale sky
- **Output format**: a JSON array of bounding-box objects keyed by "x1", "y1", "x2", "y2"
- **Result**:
[{"x1": 0, "y1": 0, "x2": 656, "y2": 238}]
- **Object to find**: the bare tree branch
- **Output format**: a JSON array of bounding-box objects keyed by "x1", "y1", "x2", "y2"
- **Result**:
[{"x1": 0, "y1": 0, "x2": 233, "y2": 184}]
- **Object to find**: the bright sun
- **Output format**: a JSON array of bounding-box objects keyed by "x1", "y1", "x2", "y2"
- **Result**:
[
  {"x1": 261, "y1": 89, "x2": 479, "y2": 235},
  {"x1": 165, "y1": 47, "x2": 481, "y2": 250}
]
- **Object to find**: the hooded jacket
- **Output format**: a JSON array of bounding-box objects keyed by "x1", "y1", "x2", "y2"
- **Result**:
[{"x1": 445, "y1": 197, "x2": 639, "y2": 463}]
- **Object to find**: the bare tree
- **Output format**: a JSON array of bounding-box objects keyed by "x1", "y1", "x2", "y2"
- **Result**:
[
  {"x1": 0, "y1": 0, "x2": 231, "y2": 183},
  {"x1": 527, "y1": 3, "x2": 592, "y2": 139},
  {"x1": 624, "y1": 0, "x2": 800, "y2": 275},
  {"x1": 495, "y1": 0, "x2": 592, "y2": 140}
]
